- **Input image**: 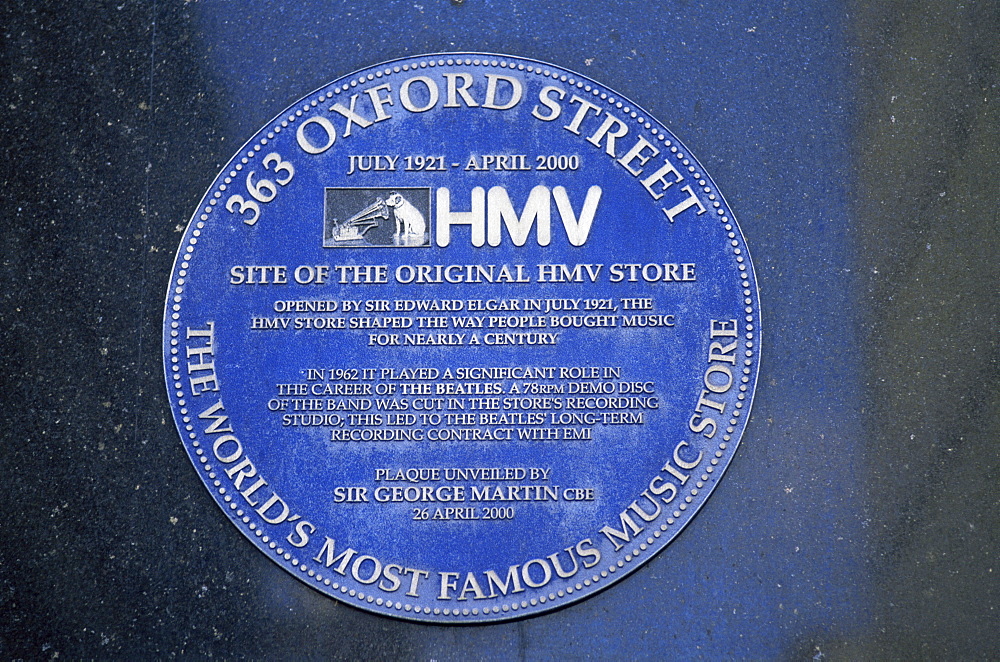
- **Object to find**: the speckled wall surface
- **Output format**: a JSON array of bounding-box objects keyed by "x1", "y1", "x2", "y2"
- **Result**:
[{"x1": 2, "y1": 1, "x2": 997, "y2": 658}]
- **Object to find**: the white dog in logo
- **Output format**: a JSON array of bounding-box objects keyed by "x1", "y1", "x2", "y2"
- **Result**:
[{"x1": 385, "y1": 192, "x2": 425, "y2": 238}]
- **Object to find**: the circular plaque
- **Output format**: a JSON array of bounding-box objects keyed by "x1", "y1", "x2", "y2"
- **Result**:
[{"x1": 163, "y1": 53, "x2": 759, "y2": 623}]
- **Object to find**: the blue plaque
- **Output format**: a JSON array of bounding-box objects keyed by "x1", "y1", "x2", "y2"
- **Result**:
[{"x1": 163, "y1": 53, "x2": 759, "y2": 623}]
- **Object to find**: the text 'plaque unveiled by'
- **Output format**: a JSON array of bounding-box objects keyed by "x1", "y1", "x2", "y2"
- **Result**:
[{"x1": 163, "y1": 53, "x2": 760, "y2": 623}]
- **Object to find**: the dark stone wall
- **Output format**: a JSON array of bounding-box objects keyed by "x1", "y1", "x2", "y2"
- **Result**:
[{"x1": 1, "y1": 1, "x2": 996, "y2": 657}]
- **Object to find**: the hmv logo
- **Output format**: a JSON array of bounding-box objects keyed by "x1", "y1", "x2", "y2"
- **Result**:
[{"x1": 435, "y1": 185, "x2": 602, "y2": 248}]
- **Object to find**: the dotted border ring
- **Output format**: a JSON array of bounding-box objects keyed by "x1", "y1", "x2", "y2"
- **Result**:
[{"x1": 165, "y1": 54, "x2": 758, "y2": 621}]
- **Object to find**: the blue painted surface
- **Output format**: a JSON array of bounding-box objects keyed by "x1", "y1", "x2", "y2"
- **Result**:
[{"x1": 164, "y1": 52, "x2": 760, "y2": 625}]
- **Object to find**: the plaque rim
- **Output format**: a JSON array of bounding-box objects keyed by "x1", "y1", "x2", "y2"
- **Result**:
[{"x1": 162, "y1": 51, "x2": 761, "y2": 624}]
